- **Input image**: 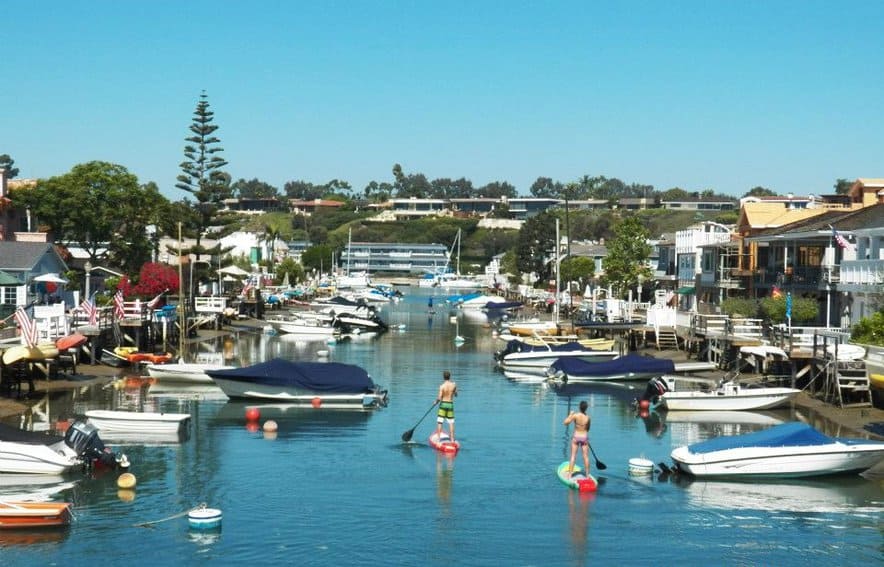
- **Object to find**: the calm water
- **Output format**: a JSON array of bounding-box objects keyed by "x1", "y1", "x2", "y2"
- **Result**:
[{"x1": 2, "y1": 290, "x2": 882, "y2": 566}]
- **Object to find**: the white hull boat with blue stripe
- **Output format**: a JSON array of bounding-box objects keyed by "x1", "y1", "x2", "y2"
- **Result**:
[{"x1": 671, "y1": 422, "x2": 884, "y2": 478}]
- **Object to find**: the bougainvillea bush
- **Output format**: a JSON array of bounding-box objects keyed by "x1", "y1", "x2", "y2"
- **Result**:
[{"x1": 116, "y1": 263, "x2": 179, "y2": 298}]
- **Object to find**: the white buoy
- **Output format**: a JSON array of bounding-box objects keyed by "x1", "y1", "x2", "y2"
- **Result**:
[
  {"x1": 188, "y1": 507, "x2": 222, "y2": 530},
  {"x1": 628, "y1": 457, "x2": 654, "y2": 475},
  {"x1": 317, "y1": 350, "x2": 329, "y2": 358}
]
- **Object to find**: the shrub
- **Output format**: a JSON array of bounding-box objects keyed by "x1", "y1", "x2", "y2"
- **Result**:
[
  {"x1": 851, "y1": 311, "x2": 884, "y2": 346},
  {"x1": 760, "y1": 295, "x2": 819, "y2": 323},
  {"x1": 721, "y1": 298, "x2": 759, "y2": 318}
]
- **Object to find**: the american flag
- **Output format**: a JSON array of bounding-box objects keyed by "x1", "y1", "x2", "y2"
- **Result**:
[
  {"x1": 14, "y1": 306, "x2": 37, "y2": 347},
  {"x1": 831, "y1": 225, "x2": 852, "y2": 250},
  {"x1": 241, "y1": 281, "x2": 253, "y2": 297},
  {"x1": 146, "y1": 291, "x2": 165, "y2": 310},
  {"x1": 80, "y1": 293, "x2": 98, "y2": 325},
  {"x1": 113, "y1": 290, "x2": 126, "y2": 319}
]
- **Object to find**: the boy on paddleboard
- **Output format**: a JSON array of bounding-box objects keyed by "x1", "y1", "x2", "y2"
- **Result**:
[
  {"x1": 435, "y1": 370, "x2": 458, "y2": 442},
  {"x1": 563, "y1": 401, "x2": 591, "y2": 478}
]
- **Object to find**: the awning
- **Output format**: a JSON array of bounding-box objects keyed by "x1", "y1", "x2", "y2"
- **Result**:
[
  {"x1": 676, "y1": 286, "x2": 695, "y2": 295},
  {"x1": 0, "y1": 270, "x2": 19, "y2": 285}
]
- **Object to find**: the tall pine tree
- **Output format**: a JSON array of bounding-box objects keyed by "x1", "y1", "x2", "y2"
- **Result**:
[{"x1": 176, "y1": 92, "x2": 231, "y2": 264}]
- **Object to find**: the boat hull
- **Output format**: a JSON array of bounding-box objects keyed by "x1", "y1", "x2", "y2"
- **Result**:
[
  {"x1": 85, "y1": 410, "x2": 191, "y2": 435},
  {"x1": 0, "y1": 441, "x2": 80, "y2": 475},
  {"x1": 0, "y1": 502, "x2": 72, "y2": 529},
  {"x1": 210, "y1": 377, "x2": 387, "y2": 408},
  {"x1": 500, "y1": 350, "x2": 618, "y2": 372},
  {"x1": 146, "y1": 363, "x2": 232, "y2": 384},
  {"x1": 661, "y1": 387, "x2": 800, "y2": 411}
]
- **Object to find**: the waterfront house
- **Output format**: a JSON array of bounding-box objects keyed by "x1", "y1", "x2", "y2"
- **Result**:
[
  {"x1": 0, "y1": 241, "x2": 69, "y2": 316},
  {"x1": 675, "y1": 221, "x2": 732, "y2": 311},
  {"x1": 340, "y1": 242, "x2": 450, "y2": 275},
  {"x1": 840, "y1": 216, "x2": 884, "y2": 323}
]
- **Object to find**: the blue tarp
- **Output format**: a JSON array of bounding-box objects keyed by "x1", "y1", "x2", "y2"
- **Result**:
[
  {"x1": 550, "y1": 353, "x2": 674, "y2": 377},
  {"x1": 499, "y1": 339, "x2": 589, "y2": 358},
  {"x1": 206, "y1": 358, "x2": 376, "y2": 393},
  {"x1": 485, "y1": 301, "x2": 522, "y2": 310},
  {"x1": 686, "y1": 422, "x2": 834, "y2": 455}
]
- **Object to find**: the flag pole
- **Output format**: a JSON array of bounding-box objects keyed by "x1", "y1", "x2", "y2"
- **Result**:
[{"x1": 826, "y1": 227, "x2": 833, "y2": 329}]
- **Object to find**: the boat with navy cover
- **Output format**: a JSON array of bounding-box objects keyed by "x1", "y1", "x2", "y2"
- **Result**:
[
  {"x1": 670, "y1": 421, "x2": 884, "y2": 478},
  {"x1": 547, "y1": 353, "x2": 676, "y2": 384},
  {"x1": 496, "y1": 338, "x2": 618, "y2": 374},
  {"x1": 206, "y1": 358, "x2": 388, "y2": 408}
]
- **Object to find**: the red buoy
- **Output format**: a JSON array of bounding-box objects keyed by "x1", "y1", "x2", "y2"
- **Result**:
[
  {"x1": 245, "y1": 407, "x2": 260, "y2": 422},
  {"x1": 311, "y1": 397, "x2": 322, "y2": 408},
  {"x1": 639, "y1": 399, "x2": 650, "y2": 410}
]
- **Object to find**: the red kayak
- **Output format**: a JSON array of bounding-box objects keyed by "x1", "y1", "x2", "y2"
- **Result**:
[{"x1": 429, "y1": 432, "x2": 460, "y2": 454}]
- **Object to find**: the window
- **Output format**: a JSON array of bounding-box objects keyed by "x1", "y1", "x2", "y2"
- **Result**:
[{"x1": 1, "y1": 286, "x2": 16, "y2": 304}]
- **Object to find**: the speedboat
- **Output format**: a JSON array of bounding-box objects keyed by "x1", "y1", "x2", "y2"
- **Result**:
[
  {"x1": 670, "y1": 422, "x2": 884, "y2": 478},
  {"x1": 643, "y1": 376, "x2": 801, "y2": 411},
  {"x1": 0, "y1": 421, "x2": 122, "y2": 474},
  {"x1": 206, "y1": 358, "x2": 388, "y2": 408},
  {"x1": 85, "y1": 410, "x2": 191, "y2": 436},
  {"x1": 145, "y1": 362, "x2": 234, "y2": 383},
  {"x1": 497, "y1": 340, "x2": 618, "y2": 374},
  {"x1": 547, "y1": 353, "x2": 676, "y2": 384}
]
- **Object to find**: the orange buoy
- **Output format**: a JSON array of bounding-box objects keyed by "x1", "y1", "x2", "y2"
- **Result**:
[
  {"x1": 638, "y1": 399, "x2": 650, "y2": 410},
  {"x1": 245, "y1": 407, "x2": 260, "y2": 422},
  {"x1": 245, "y1": 421, "x2": 259, "y2": 433},
  {"x1": 311, "y1": 397, "x2": 322, "y2": 408}
]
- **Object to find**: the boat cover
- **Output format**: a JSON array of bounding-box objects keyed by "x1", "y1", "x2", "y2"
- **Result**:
[
  {"x1": 551, "y1": 353, "x2": 675, "y2": 377},
  {"x1": 686, "y1": 422, "x2": 834, "y2": 454},
  {"x1": 206, "y1": 359, "x2": 376, "y2": 393},
  {"x1": 484, "y1": 301, "x2": 523, "y2": 310}
]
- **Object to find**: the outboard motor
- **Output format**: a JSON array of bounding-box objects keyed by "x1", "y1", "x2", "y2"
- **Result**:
[
  {"x1": 641, "y1": 377, "x2": 670, "y2": 404},
  {"x1": 64, "y1": 420, "x2": 124, "y2": 470}
]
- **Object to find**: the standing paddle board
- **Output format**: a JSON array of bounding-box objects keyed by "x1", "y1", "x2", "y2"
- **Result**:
[
  {"x1": 556, "y1": 461, "x2": 598, "y2": 492},
  {"x1": 429, "y1": 432, "x2": 460, "y2": 454}
]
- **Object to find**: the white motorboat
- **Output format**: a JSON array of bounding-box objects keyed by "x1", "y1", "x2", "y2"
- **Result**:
[
  {"x1": 206, "y1": 358, "x2": 388, "y2": 408},
  {"x1": 146, "y1": 362, "x2": 235, "y2": 383},
  {"x1": 499, "y1": 349, "x2": 618, "y2": 374},
  {"x1": 671, "y1": 422, "x2": 884, "y2": 478},
  {"x1": 85, "y1": 410, "x2": 191, "y2": 436},
  {"x1": 646, "y1": 376, "x2": 801, "y2": 411},
  {"x1": 0, "y1": 421, "x2": 121, "y2": 474},
  {"x1": 268, "y1": 318, "x2": 337, "y2": 336}
]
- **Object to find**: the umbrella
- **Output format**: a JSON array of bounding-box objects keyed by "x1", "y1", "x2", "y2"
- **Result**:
[
  {"x1": 33, "y1": 273, "x2": 69, "y2": 284},
  {"x1": 217, "y1": 265, "x2": 249, "y2": 277}
]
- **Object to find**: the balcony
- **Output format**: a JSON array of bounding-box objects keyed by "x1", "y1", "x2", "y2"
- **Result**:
[
  {"x1": 839, "y1": 259, "x2": 884, "y2": 286},
  {"x1": 753, "y1": 266, "x2": 828, "y2": 288}
]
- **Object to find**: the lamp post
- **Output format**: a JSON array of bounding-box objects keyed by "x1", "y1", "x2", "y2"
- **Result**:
[{"x1": 84, "y1": 260, "x2": 92, "y2": 299}]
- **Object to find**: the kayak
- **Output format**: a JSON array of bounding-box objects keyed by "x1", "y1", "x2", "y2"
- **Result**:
[
  {"x1": 429, "y1": 432, "x2": 460, "y2": 454},
  {"x1": 556, "y1": 461, "x2": 598, "y2": 492}
]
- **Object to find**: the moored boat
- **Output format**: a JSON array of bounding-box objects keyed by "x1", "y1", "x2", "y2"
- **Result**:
[
  {"x1": 0, "y1": 421, "x2": 122, "y2": 474},
  {"x1": 206, "y1": 358, "x2": 388, "y2": 408},
  {"x1": 0, "y1": 501, "x2": 72, "y2": 529},
  {"x1": 85, "y1": 410, "x2": 191, "y2": 435},
  {"x1": 670, "y1": 421, "x2": 884, "y2": 478},
  {"x1": 145, "y1": 362, "x2": 234, "y2": 384},
  {"x1": 643, "y1": 376, "x2": 802, "y2": 411},
  {"x1": 547, "y1": 353, "x2": 676, "y2": 384}
]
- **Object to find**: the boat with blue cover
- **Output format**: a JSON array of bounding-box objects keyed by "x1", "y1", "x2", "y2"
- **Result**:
[
  {"x1": 206, "y1": 358, "x2": 388, "y2": 408},
  {"x1": 547, "y1": 353, "x2": 676, "y2": 384},
  {"x1": 670, "y1": 421, "x2": 884, "y2": 478}
]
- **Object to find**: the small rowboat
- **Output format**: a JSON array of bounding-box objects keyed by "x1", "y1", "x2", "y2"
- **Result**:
[
  {"x1": 428, "y1": 432, "x2": 460, "y2": 454},
  {"x1": 114, "y1": 347, "x2": 173, "y2": 365},
  {"x1": 1, "y1": 346, "x2": 45, "y2": 366},
  {"x1": 556, "y1": 461, "x2": 598, "y2": 492},
  {"x1": 0, "y1": 501, "x2": 72, "y2": 529}
]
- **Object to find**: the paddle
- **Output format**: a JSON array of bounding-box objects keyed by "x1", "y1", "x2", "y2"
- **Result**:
[
  {"x1": 401, "y1": 401, "x2": 438, "y2": 442},
  {"x1": 588, "y1": 443, "x2": 607, "y2": 471}
]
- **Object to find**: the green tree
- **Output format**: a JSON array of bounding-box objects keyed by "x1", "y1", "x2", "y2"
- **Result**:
[
  {"x1": 515, "y1": 212, "x2": 557, "y2": 284},
  {"x1": 300, "y1": 244, "x2": 335, "y2": 275},
  {"x1": 499, "y1": 249, "x2": 521, "y2": 285},
  {"x1": 834, "y1": 178, "x2": 853, "y2": 195},
  {"x1": 529, "y1": 176, "x2": 561, "y2": 198},
  {"x1": 760, "y1": 295, "x2": 819, "y2": 323},
  {"x1": 743, "y1": 186, "x2": 777, "y2": 198},
  {"x1": 232, "y1": 178, "x2": 279, "y2": 199},
  {"x1": 274, "y1": 257, "x2": 305, "y2": 285},
  {"x1": 559, "y1": 256, "x2": 595, "y2": 292},
  {"x1": 478, "y1": 181, "x2": 517, "y2": 199},
  {"x1": 0, "y1": 154, "x2": 19, "y2": 178},
  {"x1": 175, "y1": 91, "x2": 230, "y2": 262},
  {"x1": 851, "y1": 310, "x2": 884, "y2": 346},
  {"x1": 601, "y1": 216, "x2": 652, "y2": 297},
  {"x1": 18, "y1": 161, "x2": 164, "y2": 273}
]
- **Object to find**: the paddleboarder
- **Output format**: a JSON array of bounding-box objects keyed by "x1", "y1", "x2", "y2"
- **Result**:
[
  {"x1": 435, "y1": 370, "x2": 458, "y2": 442},
  {"x1": 563, "y1": 401, "x2": 591, "y2": 478}
]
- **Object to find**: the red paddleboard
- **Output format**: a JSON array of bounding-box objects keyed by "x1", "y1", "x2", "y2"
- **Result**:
[
  {"x1": 429, "y1": 432, "x2": 460, "y2": 454},
  {"x1": 557, "y1": 461, "x2": 598, "y2": 492}
]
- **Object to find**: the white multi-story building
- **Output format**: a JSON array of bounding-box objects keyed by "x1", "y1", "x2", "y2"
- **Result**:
[{"x1": 675, "y1": 221, "x2": 732, "y2": 310}]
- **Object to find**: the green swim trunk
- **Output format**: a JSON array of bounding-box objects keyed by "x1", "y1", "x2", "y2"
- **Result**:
[{"x1": 437, "y1": 401, "x2": 454, "y2": 421}]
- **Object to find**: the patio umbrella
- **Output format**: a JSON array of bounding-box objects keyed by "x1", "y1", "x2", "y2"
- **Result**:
[
  {"x1": 33, "y1": 273, "x2": 69, "y2": 284},
  {"x1": 217, "y1": 265, "x2": 249, "y2": 277}
]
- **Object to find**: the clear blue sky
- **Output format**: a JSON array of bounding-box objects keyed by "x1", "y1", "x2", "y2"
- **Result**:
[{"x1": 5, "y1": 1, "x2": 884, "y2": 200}]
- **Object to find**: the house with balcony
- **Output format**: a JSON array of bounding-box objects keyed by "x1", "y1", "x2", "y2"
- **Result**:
[
  {"x1": 340, "y1": 242, "x2": 451, "y2": 275},
  {"x1": 675, "y1": 221, "x2": 732, "y2": 311},
  {"x1": 660, "y1": 197, "x2": 737, "y2": 211},
  {"x1": 387, "y1": 198, "x2": 448, "y2": 220},
  {"x1": 829, "y1": 204, "x2": 884, "y2": 324},
  {"x1": 289, "y1": 198, "x2": 345, "y2": 215},
  {"x1": 449, "y1": 198, "x2": 499, "y2": 216},
  {"x1": 506, "y1": 198, "x2": 561, "y2": 220}
]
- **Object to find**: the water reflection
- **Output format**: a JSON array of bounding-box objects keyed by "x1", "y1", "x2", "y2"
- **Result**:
[
  {"x1": 566, "y1": 490, "x2": 594, "y2": 563},
  {"x1": 435, "y1": 453, "x2": 455, "y2": 513},
  {"x1": 212, "y1": 401, "x2": 377, "y2": 439}
]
